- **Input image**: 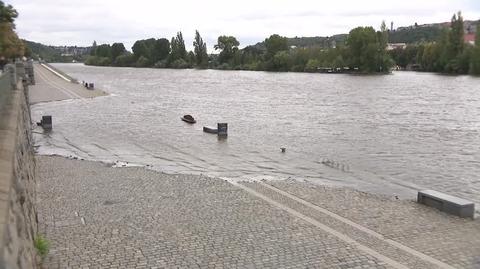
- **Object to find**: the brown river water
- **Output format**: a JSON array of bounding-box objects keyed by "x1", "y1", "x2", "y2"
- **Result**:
[{"x1": 32, "y1": 63, "x2": 480, "y2": 202}]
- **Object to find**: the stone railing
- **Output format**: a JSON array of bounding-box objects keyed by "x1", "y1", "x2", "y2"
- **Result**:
[{"x1": 0, "y1": 63, "x2": 38, "y2": 268}]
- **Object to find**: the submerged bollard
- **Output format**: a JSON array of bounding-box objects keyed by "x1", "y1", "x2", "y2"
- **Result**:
[
  {"x1": 217, "y1": 123, "x2": 228, "y2": 136},
  {"x1": 40, "y1": 115, "x2": 52, "y2": 130}
]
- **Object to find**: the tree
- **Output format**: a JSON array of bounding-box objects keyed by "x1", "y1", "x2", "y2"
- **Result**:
[
  {"x1": 346, "y1": 27, "x2": 377, "y2": 72},
  {"x1": 444, "y1": 11, "x2": 465, "y2": 73},
  {"x1": 95, "y1": 44, "x2": 112, "y2": 58},
  {"x1": 272, "y1": 51, "x2": 292, "y2": 71},
  {"x1": 152, "y1": 38, "x2": 170, "y2": 64},
  {"x1": 115, "y1": 53, "x2": 135, "y2": 67},
  {"x1": 90, "y1": 40, "x2": 97, "y2": 56},
  {"x1": 379, "y1": 20, "x2": 388, "y2": 49},
  {"x1": 345, "y1": 26, "x2": 392, "y2": 73},
  {"x1": 111, "y1": 43, "x2": 126, "y2": 61},
  {"x1": 0, "y1": 1, "x2": 23, "y2": 59},
  {"x1": 193, "y1": 30, "x2": 208, "y2": 68},
  {"x1": 168, "y1": 32, "x2": 187, "y2": 65},
  {"x1": 264, "y1": 34, "x2": 288, "y2": 60},
  {"x1": 470, "y1": 24, "x2": 480, "y2": 75},
  {"x1": 214, "y1": 35, "x2": 239, "y2": 64},
  {"x1": 0, "y1": 1, "x2": 18, "y2": 23}
]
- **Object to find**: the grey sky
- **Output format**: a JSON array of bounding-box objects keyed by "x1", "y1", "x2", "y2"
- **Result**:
[{"x1": 8, "y1": 0, "x2": 480, "y2": 51}]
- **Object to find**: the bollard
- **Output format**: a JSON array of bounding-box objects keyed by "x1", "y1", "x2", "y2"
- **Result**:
[
  {"x1": 41, "y1": 116, "x2": 52, "y2": 130},
  {"x1": 217, "y1": 123, "x2": 228, "y2": 136}
]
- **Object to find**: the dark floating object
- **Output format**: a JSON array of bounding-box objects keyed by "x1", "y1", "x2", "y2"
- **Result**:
[
  {"x1": 181, "y1": 114, "x2": 196, "y2": 124},
  {"x1": 203, "y1": 126, "x2": 218, "y2": 134},
  {"x1": 36, "y1": 115, "x2": 52, "y2": 130},
  {"x1": 281, "y1": 147, "x2": 286, "y2": 153}
]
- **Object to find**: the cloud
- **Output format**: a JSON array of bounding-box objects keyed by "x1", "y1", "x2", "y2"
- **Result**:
[{"x1": 7, "y1": 0, "x2": 480, "y2": 51}]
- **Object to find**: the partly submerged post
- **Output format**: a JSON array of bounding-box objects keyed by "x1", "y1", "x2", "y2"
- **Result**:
[
  {"x1": 41, "y1": 115, "x2": 52, "y2": 130},
  {"x1": 217, "y1": 123, "x2": 227, "y2": 136}
]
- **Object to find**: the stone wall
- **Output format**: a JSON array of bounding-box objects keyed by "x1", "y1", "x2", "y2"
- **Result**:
[{"x1": 0, "y1": 64, "x2": 38, "y2": 268}]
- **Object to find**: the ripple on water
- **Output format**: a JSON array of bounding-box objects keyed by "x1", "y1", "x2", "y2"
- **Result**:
[{"x1": 32, "y1": 64, "x2": 480, "y2": 204}]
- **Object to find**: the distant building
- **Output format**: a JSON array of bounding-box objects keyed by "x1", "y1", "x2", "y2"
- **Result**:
[
  {"x1": 464, "y1": 33, "x2": 475, "y2": 45},
  {"x1": 386, "y1": 43, "x2": 407, "y2": 50}
]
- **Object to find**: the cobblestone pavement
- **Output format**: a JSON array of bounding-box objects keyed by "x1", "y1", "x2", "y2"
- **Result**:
[{"x1": 36, "y1": 156, "x2": 479, "y2": 268}]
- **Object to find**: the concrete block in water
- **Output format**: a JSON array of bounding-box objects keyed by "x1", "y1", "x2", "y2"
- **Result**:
[
  {"x1": 418, "y1": 190, "x2": 475, "y2": 219},
  {"x1": 217, "y1": 123, "x2": 227, "y2": 136},
  {"x1": 41, "y1": 116, "x2": 52, "y2": 130}
]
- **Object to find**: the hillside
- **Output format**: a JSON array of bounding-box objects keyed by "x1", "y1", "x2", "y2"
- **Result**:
[
  {"x1": 23, "y1": 40, "x2": 90, "y2": 62},
  {"x1": 23, "y1": 40, "x2": 62, "y2": 62}
]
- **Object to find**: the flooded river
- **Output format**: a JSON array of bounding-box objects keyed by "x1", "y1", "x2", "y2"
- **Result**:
[{"x1": 32, "y1": 64, "x2": 480, "y2": 202}]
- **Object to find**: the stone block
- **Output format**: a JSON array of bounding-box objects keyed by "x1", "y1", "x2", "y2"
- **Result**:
[{"x1": 418, "y1": 190, "x2": 475, "y2": 219}]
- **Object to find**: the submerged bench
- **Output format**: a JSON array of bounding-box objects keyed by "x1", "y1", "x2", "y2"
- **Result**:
[{"x1": 418, "y1": 190, "x2": 475, "y2": 219}]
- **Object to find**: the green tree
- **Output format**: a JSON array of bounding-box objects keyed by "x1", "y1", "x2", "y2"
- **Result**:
[
  {"x1": 111, "y1": 43, "x2": 126, "y2": 61},
  {"x1": 193, "y1": 30, "x2": 208, "y2": 68},
  {"x1": 470, "y1": 25, "x2": 480, "y2": 75},
  {"x1": 152, "y1": 38, "x2": 170, "y2": 64},
  {"x1": 115, "y1": 53, "x2": 135, "y2": 67},
  {"x1": 214, "y1": 35, "x2": 239, "y2": 64},
  {"x1": 168, "y1": 32, "x2": 187, "y2": 65},
  {"x1": 90, "y1": 40, "x2": 97, "y2": 56},
  {"x1": 95, "y1": 44, "x2": 112, "y2": 58},
  {"x1": 264, "y1": 34, "x2": 288, "y2": 60},
  {"x1": 444, "y1": 11, "x2": 465, "y2": 73},
  {"x1": 346, "y1": 26, "x2": 392, "y2": 72},
  {"x1": 271, "y1": 51, "x2": 291, "y2": 71},
  {"x1": 305, "y1": 59, "x2": 320, "y2": 72},
  {"x1": 0, "y1": 1, "x2": 23, "y2": 59},
  {"x1": 0, "y1": 1, "x2": 17, "y2": 23}
]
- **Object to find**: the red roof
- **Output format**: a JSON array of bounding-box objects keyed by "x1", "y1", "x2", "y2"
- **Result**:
[{"x1": 464, "y1": 34, "x2": 475, "y2": 43}]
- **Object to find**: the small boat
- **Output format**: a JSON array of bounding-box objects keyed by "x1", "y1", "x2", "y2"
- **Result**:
[
  {"x1": 181, "y1": 114, "x2": 196, "y2": 124},
  {"x1": 203, "y1": 126, "x2": 218, "y2": 134}
]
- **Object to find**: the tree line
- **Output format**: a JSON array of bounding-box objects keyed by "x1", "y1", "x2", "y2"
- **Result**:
[
  {"x1": 389, "y1": 12, "x2": 480, "y2": 75},
  {"x1": 86, "y1": 26, "x2": 393, "y2": 73}
]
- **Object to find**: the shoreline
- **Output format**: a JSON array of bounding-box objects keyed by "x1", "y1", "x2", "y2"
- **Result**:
[{"x1": 34, "y1": 150, "x2": 419, "y2": 201}]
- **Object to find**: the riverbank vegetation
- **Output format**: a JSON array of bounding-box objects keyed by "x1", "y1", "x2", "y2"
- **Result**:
[
  {"x1": 389, "y1": 12, "x2": 480, "y2": 75},
  {"x1": 85, "y1": 12, "x2": 479, "y2": 75},
  {"x1": 85, "y1": 26, "x2": 394, "y2": 73}
]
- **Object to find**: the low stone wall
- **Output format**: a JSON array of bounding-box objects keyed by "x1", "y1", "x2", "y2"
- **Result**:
[{"x1": 0, "y1": 64, "x2": 38, "y2": 268}]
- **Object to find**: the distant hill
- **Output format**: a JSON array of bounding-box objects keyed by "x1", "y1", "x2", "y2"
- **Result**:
[
  {"x1": 23, "y1": 40, "x2": 62, "y2": 61},
  {"x1": 252, "y1": 20, "x2": 479, "y2": 49},
  {"x1": 388, "y1": 25, "x2": 444, "y2": 43},
  {"x1": 249, "y1": 34, "x2": 347, "y2": 50},
  {"x1": 23, "y1": 40, "x2": 91, "y2": 62},
  {"x1": 287, "y1": 34, "x2": 348, "y2": 48}
]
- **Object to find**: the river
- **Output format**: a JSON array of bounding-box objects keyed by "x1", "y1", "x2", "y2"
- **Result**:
[{"x1": 32, "y1": 63, "x2": 480, "y2": 202}]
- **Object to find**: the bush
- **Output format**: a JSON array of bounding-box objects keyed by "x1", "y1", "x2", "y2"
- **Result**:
[
  {"x1": 169, "y1": 58, "x2": 190, "y2": 69},
  {"x1": 154, "y1": 59, "x2": 168, "y2": 68},
  {"x1": 290, "y1": 65, "x2": 305, "y2": 72},
  {"x1": 114, "y1": 54, "x2": 135, "y2": 67},
  {"x1": 34, "y1": 234, "x2": 50, "y2": 260},
  {"x1": 136, "y1": 56, "x2": 150, "y2": 67}
]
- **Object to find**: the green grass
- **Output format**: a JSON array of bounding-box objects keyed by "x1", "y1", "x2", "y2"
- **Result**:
[{"x1": 34, "y1": 234, "x2": 50, "y2": 259}]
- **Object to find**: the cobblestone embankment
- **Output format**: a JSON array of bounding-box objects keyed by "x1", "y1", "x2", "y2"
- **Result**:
[{"x1": 36, "y1": 156, "x2": 480, "y2": 269}]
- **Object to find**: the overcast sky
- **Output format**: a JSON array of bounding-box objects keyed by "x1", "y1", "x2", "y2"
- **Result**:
[{"x1": 8, "y1": 0, "x2": 480, "y2": 51}]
